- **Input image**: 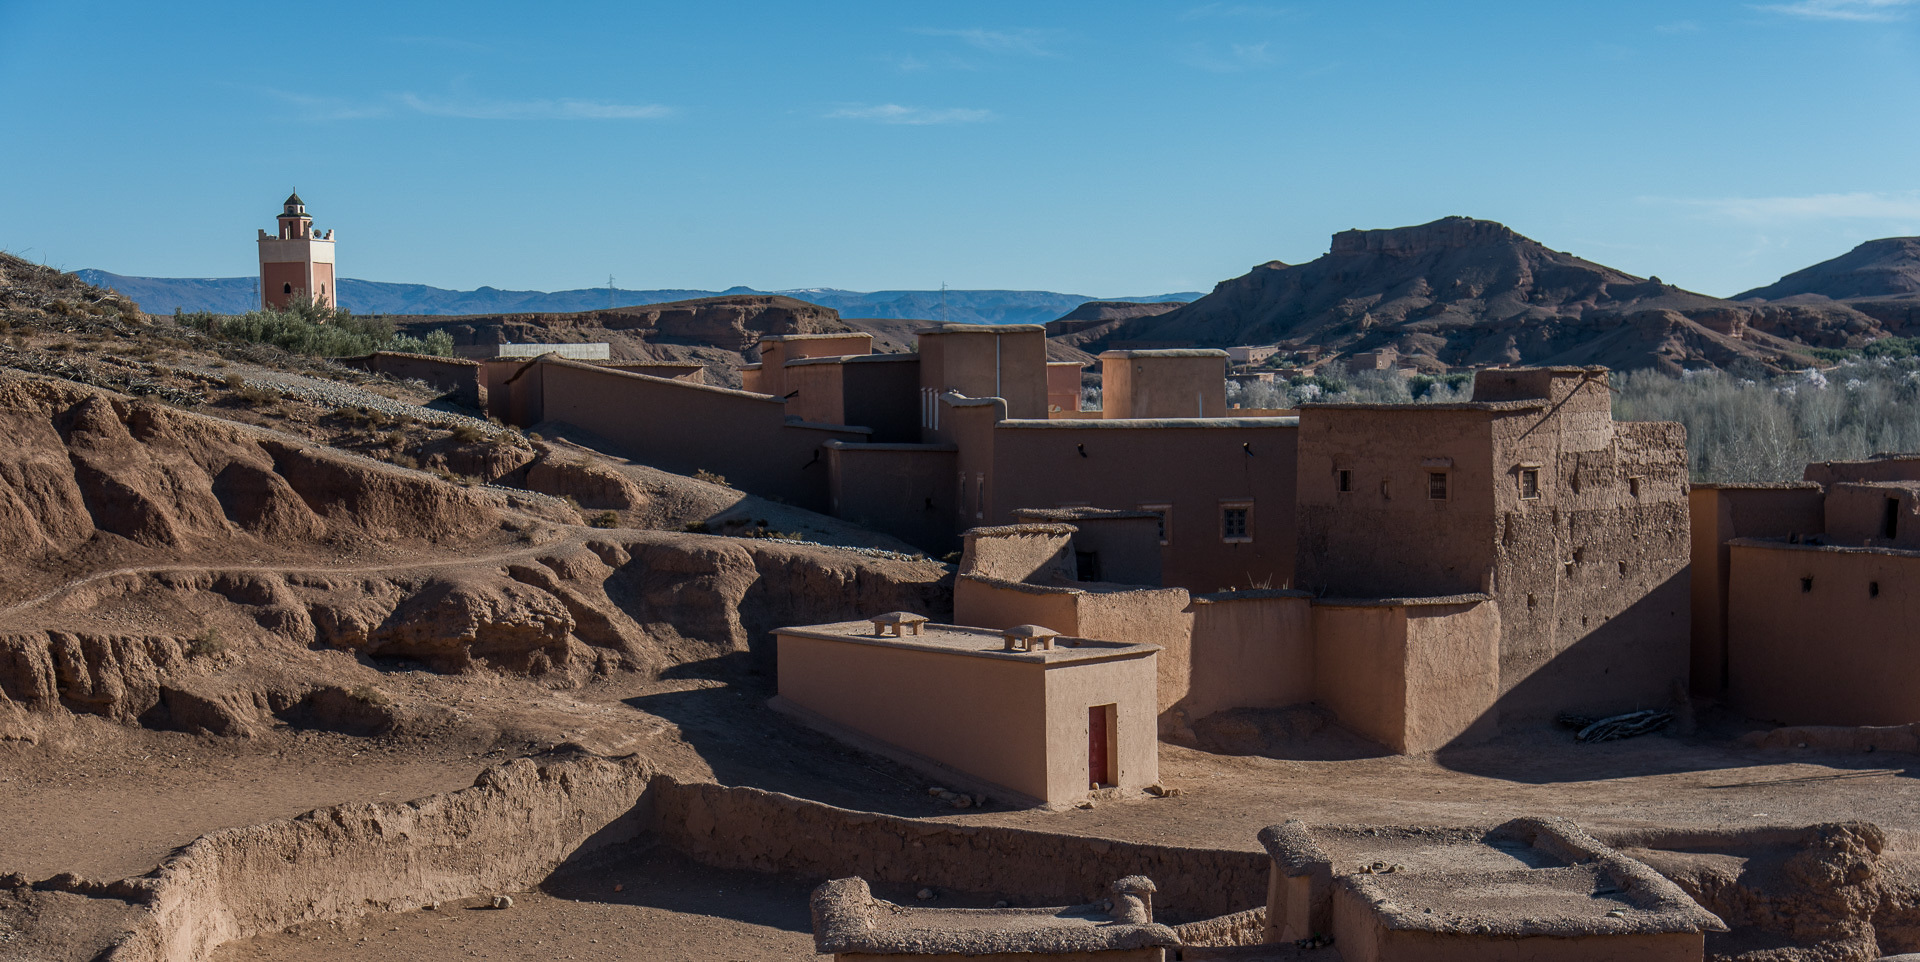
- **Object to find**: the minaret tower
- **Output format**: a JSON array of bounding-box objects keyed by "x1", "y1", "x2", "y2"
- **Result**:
[{"x1": 257, "y1": 191, "x2": 337, "y2": 310}]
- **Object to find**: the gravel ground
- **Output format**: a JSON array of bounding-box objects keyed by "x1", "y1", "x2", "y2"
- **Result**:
[{"x1": 181, "y1": 361, "x2": 516, "y2": 437}]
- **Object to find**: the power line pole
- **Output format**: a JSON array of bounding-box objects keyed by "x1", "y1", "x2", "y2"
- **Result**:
[
  {"x1": 941, "y1": 281, "x2": 949, "y2": 324},
  {"x1": 608, "y1": 274, "x2": 615, "y2": 311}
]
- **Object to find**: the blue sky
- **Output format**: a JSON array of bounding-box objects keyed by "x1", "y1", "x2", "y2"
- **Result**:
[{"x1": 1, "y1": 0, "x2": 1916, "y2": 298}]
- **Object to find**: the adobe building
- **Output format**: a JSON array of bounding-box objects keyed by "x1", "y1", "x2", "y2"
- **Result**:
[
  {"x1": 1694, "y1": 454, "x2": 1920, "y2": 727},
  {"x1": 772, "y1": 613, "x2": 1160, "y2": 807},
  {"x1": 1046, "y1": 360, "x2": 1086, "y2": 415},
  {"x1": 1258, "y1": 818, "x2": 1722, "y2": 961},
  {"x1": 1097, "y1": 350, "x2": 1228, "y2": 419},
  {"x1": 1295, "y1": 366, "x2": 1692, "y2": 726},
  {"x1": 257, "y1": 192, "x2": 335, "y2": 309},
  {"x1": 481, "y1": 341, "x2": 1695, "y2": 747},
  {"x1": 1225, "y1": 344, "x2": 1278, "y2": 366}
]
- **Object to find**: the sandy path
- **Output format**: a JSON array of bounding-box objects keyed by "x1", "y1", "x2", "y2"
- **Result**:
[{"x1": 0, "y1": 734, "x2": 486, "y2": 881}]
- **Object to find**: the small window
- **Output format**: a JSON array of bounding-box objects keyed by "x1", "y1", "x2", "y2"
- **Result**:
[
  {"x1": 1628, "y1": 477, "x2": 1641, "y2": 498},
  {"x1": 1520, "y1": 469, "x2": 1540, "y2": 500},
  {"x1": 956, "y1": 471, "x2": 968, "y2": 518},
  {"x1": 1336, "y1": 468, "x2": 1353, "y2": 493},
  {"x1": 1885, "y1": 498, "x2": 1900, "y2": 540},
  {"x1": 282, "y1": 282, "x2": 293, "y2": 294},
  {"x1": 1870, "y1": 581, "x2": 1881, "y2": 598},
  {"x1": 1380, "y1": 479, "x2": 1392, "y2": 501},
  {"x1": 1427, "y1": 471, "x2": 1449, "y2": 501},
  {"x1": 1139, "y1": 503, "x2": 1171, "y2": 546},
  {"x1": 974, "y1": 472, "x2": 986, "y2": 520},
  {"x1": 1801, "y1": 576, "x2": 1814, "y2": 593},
  {"x1": 1221, "y1": 503, "x2": 1252, "y2": 543}
]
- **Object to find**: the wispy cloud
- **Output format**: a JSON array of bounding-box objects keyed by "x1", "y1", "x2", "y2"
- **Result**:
[
  {"x1": 260, "y1": 88, "x2": 393, "y2": 121},
  {"x1": 257, "y1": 88, "x2": 672, "y2": 121},
  {"x1": 824, "y1": 103, "x2": 995, "y2": 125},
  {"x1": 1755, "y1": 0, "x2": 1917, "y2": 21},
  {"x1": 884, "y1": 51, "x2": 977, "y2": 72},
  {"x1": 1181, "y1": 40, "x2": 1275, "y2": 72},
  {"x1": 911, "y1": 28, "x2": 1056, "y2": 57},
  {"x1": 1179, "y1": 3, "x2": 1294, "y2": 20},
  {"x1": 1662, "y1": 190, "x2": 1920, "y2": 221},
  {"x1": 397, "y1": 94, "x2": 671, "y2": 120}
]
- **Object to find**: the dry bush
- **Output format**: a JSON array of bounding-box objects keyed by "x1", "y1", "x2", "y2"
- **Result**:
[
  {"x1": 588, "y1": 510, "x2": 620, "y2": 528},
  {"x1": 693, "y1": 469, "x2": 730, "y2": 487},
  {"x1": 223, "y1": 375, "x2": 278, "y2": 405},
  {"x1": 449, "y1": 423, "x2": 487, "y2": 443},
  {"x1": 1614, "y1": 361, "x2": 1920, "y2": 482}
]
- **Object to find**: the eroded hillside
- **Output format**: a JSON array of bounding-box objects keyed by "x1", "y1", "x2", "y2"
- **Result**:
[{"x1": 0, "y1": 255, "x2": 952, "y2": 748}]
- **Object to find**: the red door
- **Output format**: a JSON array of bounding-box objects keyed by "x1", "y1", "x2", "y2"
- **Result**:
[{"x1": 1089, "y1": 705, "x2": 1113, "y2": 787}]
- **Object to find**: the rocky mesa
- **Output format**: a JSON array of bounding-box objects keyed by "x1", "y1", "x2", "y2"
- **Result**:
[{"x1": 1054, "y1": 216, "x2": 1890, "y2": 374}]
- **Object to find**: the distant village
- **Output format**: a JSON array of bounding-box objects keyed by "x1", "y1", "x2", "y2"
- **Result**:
[{"x1": 240, "y1": 194, "x2": 1920, "y2": 960}]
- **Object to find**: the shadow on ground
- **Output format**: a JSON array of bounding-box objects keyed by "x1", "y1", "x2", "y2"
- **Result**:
[
  {"x1": 1433, "y1": 724, "x2": 1917, "y2": 789},
  {"x1": 622, "y1": 670, "x2": 971, "y2": 819}
]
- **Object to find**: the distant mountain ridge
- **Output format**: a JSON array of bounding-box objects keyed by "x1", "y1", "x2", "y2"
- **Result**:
[
  {"x1": 1736, "y1": 237, "x2": 1920, "y2": 302},
  {"x1": 74, "y1": 270, "x2": 1199, "y2": 326},
  {"x1": 1057, "y1": 216, "x2": 1901, "y2": 375}
]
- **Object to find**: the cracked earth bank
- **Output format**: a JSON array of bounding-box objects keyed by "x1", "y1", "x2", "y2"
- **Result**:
[{"x1": 5, "y1": 368, "x2": 1920, "y2": 962}]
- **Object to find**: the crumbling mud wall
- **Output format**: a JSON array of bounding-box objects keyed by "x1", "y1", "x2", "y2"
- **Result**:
[
  {"x1": 1608, "y1": 822, "x2": 1920, "y2": 961},
  {"x1": 105, "y1": 754, "x2": 654, "y2": 962},
  {"x1": 646, "y1": 776, "x2": 1269, "y2": 923}
]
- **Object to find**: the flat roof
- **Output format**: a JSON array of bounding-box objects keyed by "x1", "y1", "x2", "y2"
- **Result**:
[
  {"x1": 1098, "y1": 348, "x2": 1229, "y2": 359},
  {"x1": 914, "y1": 323, "x2": 1047, "y2": 335},
  {"x1": 759, "y1": 332, "x2": 873, "y2": 342},
  {"x1": 998, "y1": 416, "x2": 1299, "y2": 429},
  {"x1": 822, "y1": 440, "x2": 958, "y2": 452},
  {"x1": 1691, "y1": 481, "x2": 1821, "y2": 491},
  {"x1": 1728, "y1": 537, "x2": 1920, "y2": 559},
  {"x1": 1301, "y1": 400, "x2": 1546, "y2": 412},
  {"x1": 1012, "y1": 507, "x2": 1161, "y2": 521},
  {"x1": 1312, "y1": 592, "x2": 1493, "y2": 609},
  {"x1": 776, "y1": 619, "x2": 1158, "y2": 665},
  {"x1": 784, "y1": 353, "x2": 917, "y2": 366}
]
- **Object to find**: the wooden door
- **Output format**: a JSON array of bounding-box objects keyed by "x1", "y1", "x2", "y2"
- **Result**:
[{"x1": 1089, "y1": 704, "x2": 1114, "y2": 787}]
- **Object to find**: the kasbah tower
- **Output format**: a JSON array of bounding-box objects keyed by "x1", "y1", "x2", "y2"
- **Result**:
[{"x1": 256, "y1": 192, "x2": 335, "y2": 310}]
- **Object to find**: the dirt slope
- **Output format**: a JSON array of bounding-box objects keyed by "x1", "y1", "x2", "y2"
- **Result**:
[{"x1": 1055, "y1": 216, "x2": 1884, "y2": 373}]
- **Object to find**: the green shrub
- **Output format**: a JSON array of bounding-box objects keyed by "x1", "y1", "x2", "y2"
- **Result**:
[
  {"x1": 186, "y1": 629, "x2": 225, "y2": 658},
  {"x1": 176, "y1": 296, "x2": 455, "y2": 359},
  {"x1": 589, "y1": 510, "x2": 620, "y2": 528},
  {"x1": 449, "y1": 423, "x2": 487, "y2": 443},
  {"x1": 349, "y1": 684, "x2": 390, "y2": 706}
]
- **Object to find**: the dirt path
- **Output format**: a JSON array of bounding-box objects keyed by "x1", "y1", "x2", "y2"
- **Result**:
[
  {"x1": 212, "y1": 846, "x2": 835, "y2": 962},
  {"x1": 0, "y1": 730, "x2": 488, "y2": 881}
]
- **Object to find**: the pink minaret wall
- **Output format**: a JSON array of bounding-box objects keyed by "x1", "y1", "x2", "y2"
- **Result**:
[{"x1": 257, "y1": 192, "x2": 337, "y2": 310}]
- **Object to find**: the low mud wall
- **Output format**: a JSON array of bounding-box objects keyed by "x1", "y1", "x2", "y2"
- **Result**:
[
  {"x1": 91, "y1": 761, "x2": 1264, "y2": 961},
  {"x1": 107, "y1": 754, "x2": 654, "y2": 962},
  {"x1": 647, "y1": 776, "x2": 1269, "y2": 923}
]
